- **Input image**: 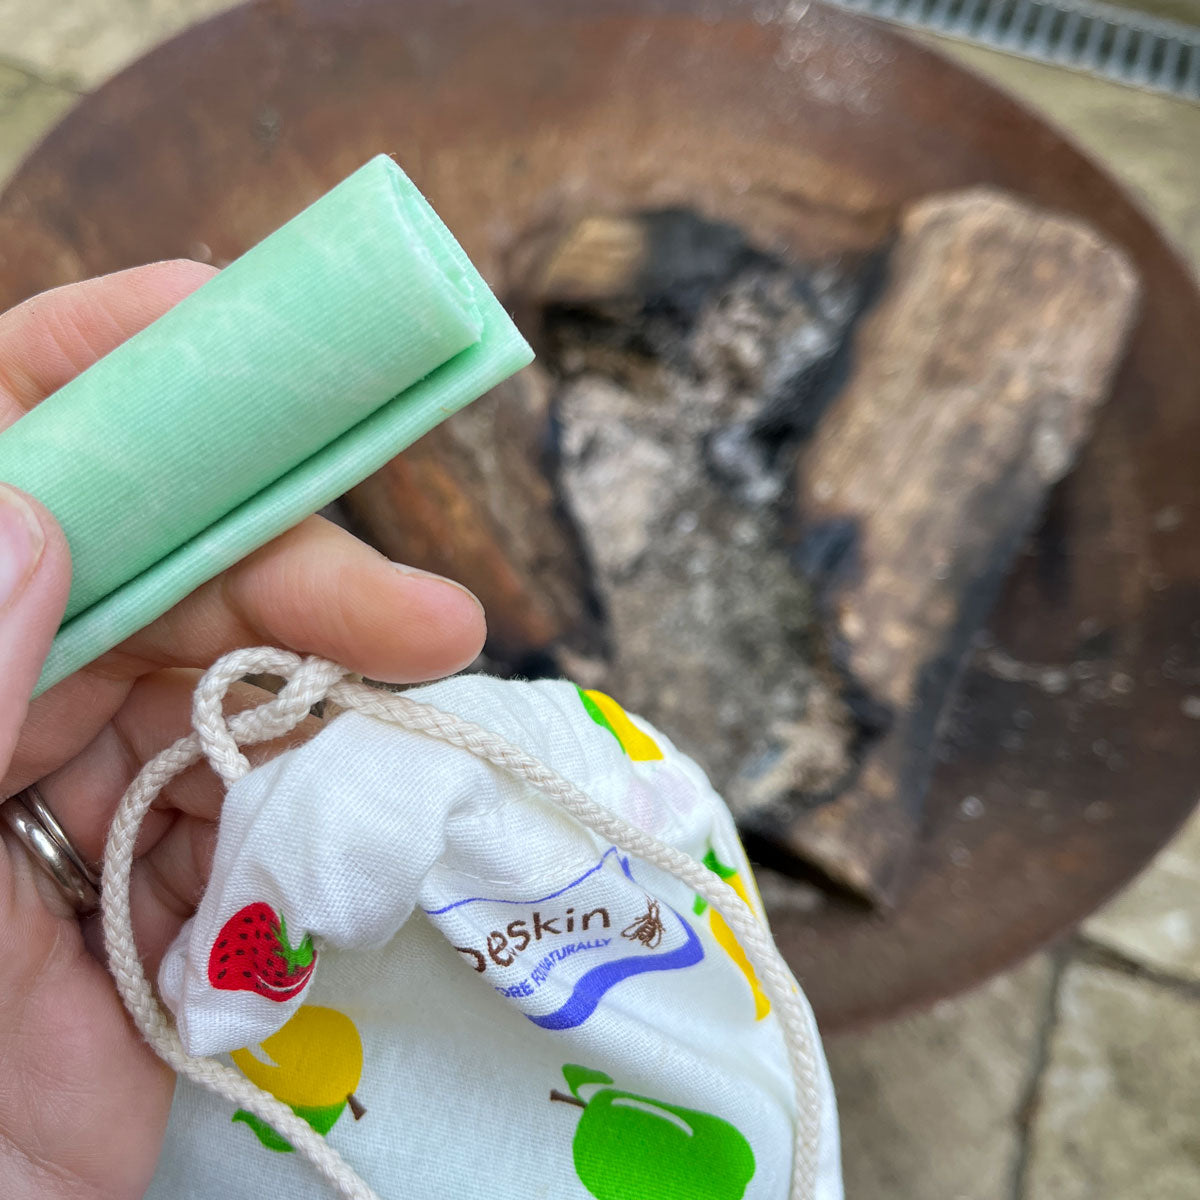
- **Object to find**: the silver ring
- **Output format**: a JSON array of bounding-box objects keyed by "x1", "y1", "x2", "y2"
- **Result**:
[{"x1": 0, "y1": 784, "x2": 100, "y2": 914}]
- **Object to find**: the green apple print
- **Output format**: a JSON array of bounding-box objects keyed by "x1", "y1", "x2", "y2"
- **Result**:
[
  {"x1": 232, "y1": 1101, "x2": 346, "y2": 1153},
  {"x1": 551, "y1": 1064, "x2": 756, "y2": 1200}
]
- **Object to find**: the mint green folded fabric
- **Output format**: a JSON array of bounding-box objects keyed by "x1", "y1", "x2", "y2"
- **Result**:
[{"x1": 0, "y1": 155, "x2": 532, "y2": 694}]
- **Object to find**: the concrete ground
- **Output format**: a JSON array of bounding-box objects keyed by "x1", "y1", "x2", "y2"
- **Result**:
[{"x1": 0, "y1": 3, "x2": 1198, "y2": 1197}]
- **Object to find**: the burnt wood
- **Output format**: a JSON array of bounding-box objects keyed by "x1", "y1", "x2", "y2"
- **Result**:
[{"x1": 770, "y1": 189, "x2": 1140, "y2": 904}]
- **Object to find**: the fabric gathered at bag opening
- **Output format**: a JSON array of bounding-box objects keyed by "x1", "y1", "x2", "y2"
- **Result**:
[{"x1": 100, "y1": 646, "x2": 825, "y2": 1200}]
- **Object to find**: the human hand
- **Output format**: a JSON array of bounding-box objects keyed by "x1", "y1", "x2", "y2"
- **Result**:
[{"x1": 0, "y1": 262, "x2": 487, "y2": 1198}]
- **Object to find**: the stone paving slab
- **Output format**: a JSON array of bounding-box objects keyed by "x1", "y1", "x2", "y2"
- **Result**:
[
  {"x1": 934, "y1": 38, "x2": 1200, "y2": 272},
  {"x1": 0, "y1": 0, "x2": 237, "y2": 90},
  {"x1": 1085, "y1": 807, "x2": 1200, "y2": 984},
  {"x1": 1024, "y1": 959, "x2": 1200, "y2": 1200},
  {"x1": 825, "y1": 954, "x2": 1054, "y2": 1200},
  {"x1": 0, "y1": 62, "x2": 75, "y2": 184}
]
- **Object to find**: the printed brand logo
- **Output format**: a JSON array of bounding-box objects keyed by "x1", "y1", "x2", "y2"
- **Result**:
[{"x1": 424, "y1": 848, "x2": 703, "y2": 1030}]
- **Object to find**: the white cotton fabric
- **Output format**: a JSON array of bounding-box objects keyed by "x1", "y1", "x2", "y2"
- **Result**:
[{"x1": 148, "y1": 675, "x2": 842, "y2": 1200}]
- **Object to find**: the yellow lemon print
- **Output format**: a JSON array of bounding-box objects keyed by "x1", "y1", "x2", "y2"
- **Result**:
[
  {"x1": 695, "y1": 848, "x2": 771, "y2": 1021},
  {"x1": 230, "y1": 1005, "x2": 364, "y2": 1152},
  {"x1": 577, "y1": 687, "x2": 663, "y2": 761}
]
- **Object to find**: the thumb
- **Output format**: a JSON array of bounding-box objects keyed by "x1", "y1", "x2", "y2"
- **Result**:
[{"x1": 0, "y1": 484, "x2": 70, "y2": 771}]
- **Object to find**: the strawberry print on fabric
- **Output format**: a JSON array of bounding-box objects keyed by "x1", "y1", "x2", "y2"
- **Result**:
[{"x1": 208, "y1": 903, "x2": 317, "y2": 1001}]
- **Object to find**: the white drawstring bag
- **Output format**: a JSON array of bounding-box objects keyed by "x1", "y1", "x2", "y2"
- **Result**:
[{"x1": 103, "y1": 650, "x2": 843, "y2": 1200}]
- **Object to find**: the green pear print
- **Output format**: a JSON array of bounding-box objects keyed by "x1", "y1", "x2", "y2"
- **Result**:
[{"x1": 552, "y1": 1064, "x2": 756, "y2": 1200}]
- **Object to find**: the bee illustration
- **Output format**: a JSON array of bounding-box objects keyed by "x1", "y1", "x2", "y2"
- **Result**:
[{"x1": 621, "y1": 897, "x2": 665, "y2": 949}]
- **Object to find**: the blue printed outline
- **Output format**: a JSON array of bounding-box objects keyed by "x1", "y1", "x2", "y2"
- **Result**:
[
  {"x1": 526, "y1": 900, "x2": 703, "y2": 1029},
  {"x1": 426, "y1": 849, "x2": 705, "y2": 1030}
]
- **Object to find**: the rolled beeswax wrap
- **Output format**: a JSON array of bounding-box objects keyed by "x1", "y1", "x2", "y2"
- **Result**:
[{"x1": 0, "y1": 155, "x2": 532, "y2": 694}]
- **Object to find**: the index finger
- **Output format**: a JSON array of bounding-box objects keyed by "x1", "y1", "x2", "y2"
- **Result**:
[{"x1": 0, "y1": 259, "x2": 216, "y2": 426}]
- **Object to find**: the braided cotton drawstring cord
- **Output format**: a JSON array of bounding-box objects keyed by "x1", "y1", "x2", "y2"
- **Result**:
[
  {"x1": 102, "y1": 650, "x2": 381, "y2": 1200},
  {"x1": 102, "y1": 648, "x2": 825, "y2": 1200}
]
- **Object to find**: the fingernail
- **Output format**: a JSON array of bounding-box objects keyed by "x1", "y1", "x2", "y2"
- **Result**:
[
  {"x1": 0, "y1": 485, "x2": 44, "y2": 612},
  {"x1": 391, "y1": 562, "x2": 484, "y2": 614}
]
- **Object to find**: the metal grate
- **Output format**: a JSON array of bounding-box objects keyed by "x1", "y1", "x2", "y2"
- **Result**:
[{"x1": 826, "y1": 0, "x2": 1200, "y2": 101}]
